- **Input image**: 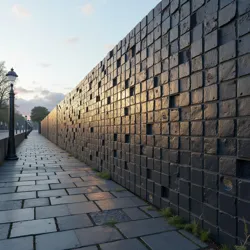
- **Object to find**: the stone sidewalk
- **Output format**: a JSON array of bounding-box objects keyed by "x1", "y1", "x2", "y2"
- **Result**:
[{"x1": 0, "y1": 132, "x2": 207, "y2": 250}]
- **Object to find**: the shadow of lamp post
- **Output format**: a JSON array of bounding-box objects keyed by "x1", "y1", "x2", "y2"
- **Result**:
[{"x1": 5, "y1": 68, "x2": 19, "y2": 161}]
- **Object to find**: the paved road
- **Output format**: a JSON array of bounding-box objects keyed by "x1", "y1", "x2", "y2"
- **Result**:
[
  {"x1": 0, "y1": 132, "x2": 207, "y2": 250},
  {"x1": 0, "y1": 130, "x2": 24, "y2": 140}
]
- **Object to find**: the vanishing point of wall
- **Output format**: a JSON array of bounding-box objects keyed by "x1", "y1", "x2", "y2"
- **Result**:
[{"x1": 41, "y1": 0, "x2": 250, "y2": 246}]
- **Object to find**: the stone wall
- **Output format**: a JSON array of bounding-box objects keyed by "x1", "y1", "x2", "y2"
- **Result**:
[
  {"x1": 0, "y1": 132, "x2": 26, "y2": 164},
  {"x1": 41, "y1": 0, "x2": 250, "y2": 246}
]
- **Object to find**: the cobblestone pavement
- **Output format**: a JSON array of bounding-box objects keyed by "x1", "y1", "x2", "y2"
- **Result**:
[{"x1": 0, "y1": 132, "x2": 208, "y2": 250}]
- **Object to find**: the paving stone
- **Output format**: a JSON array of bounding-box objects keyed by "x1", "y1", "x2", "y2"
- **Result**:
[
  {"x1": 50, "y1": 194, "x2": 87, "y2": 205},
  {"x1": 141, "y1": 231, "x2": 199, "y2": 250},
  {"x1": 36, "y1": 204, "x2": 70, "y2": 219},
  {"x1": 179, "y1": 230, "x2": 208, "y2": 248},
  {"x1": 17, "y1": 184, "x2": 49, "y2": 192},
  {"x1": 75, "y1": 225, "x2": 123, "y2": 247},
  {"x1": 24, "y1": 198, "x2": 50, "y2": 208},
  {"x1": 0, "y1": 208, "x2": 34, "y2": 223},
  {"x1": 0, "y1": 187, "x2": 16, "y2": 194},
  {"x1": 57, "y1": 214, "x2": 93, "y2": 230},
  {"x1": 11, "y1": 218, "x2": 56, "y2": 237},
  {"x1": 116, "y1": 218, "x2": 175, "y2": 238},
  {"x1": 20, "y1": 176, "x2": 48, "y2": 181},
  {"x1": 96, "y1": 197, "x2": 146, "y2": 210},
  {"x1": 72, "y1": 247, "x2": 98, "y2": 250},
  {"x1": 0, "y1": 200, "x2": 22, "y2": 211},
  {"x1": 100, "y1": 238, "x2": 148, "y2": 250},
  {"x1": 0, "y1": 177, "x2": 19, "y2": 182},
  {"x1": 36, "y1": 230, "x2": 80, "y2": 250},
  {"x1": 0, "y1": 192, "x2": 36, "y2": 201},
  {"x1": 38, "y1": 189, "x2": 67, "y2": 198},
  {"x1": 86, "y1": 192, "x2": 114, "y2": 201},
  {"x1": 67, "y1": 186, "x2": 100, "y2": 195},
  {"x1": 123, "y1": 207, "x2": 149, "y2": 220},
  {"x1": 0, "y1": 224, "x2": 10, "y2": 240},
  {"x1": 0, "y1": 181, "x2": 35, "y2": 187},
  {"x1": 90, "y1": 209, "x2": 131, "y2": 225},
  {"x1": 0, "y1": 236, "x2": 33, "y2": 250},
  {"x1": 67, "y1": 201, "x2": 100, "y2": 214},
  {"x1": 75, "y1": 180, "x2": 106, "y2": 187},
  {"x1": 50, "y1": 183, "x2": 76, "y2": 189},
  {"x1": 36, "y1": 179, "x2": 59, "y2": 185},
  {"x1": 97, "y1": 182, "x2": 123, "y2": 191},
  {"x1": 111, "y1": 190, "x2": 135, "y2": 198}
]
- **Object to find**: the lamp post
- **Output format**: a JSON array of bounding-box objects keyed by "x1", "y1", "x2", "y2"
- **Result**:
[
  {"x1": 25, "y1": 116, "x2": 27, "y2": 139},
  {"x1": 5, "y1": 68, "x2": 18, "y2": 161}
]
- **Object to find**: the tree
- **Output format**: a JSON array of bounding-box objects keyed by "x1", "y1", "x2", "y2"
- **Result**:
[
  {"x1": 0, "y1": 61, "x2": 10, "y2": 109},
  {"x1": 30, "y1": 106, "x2": 49, "y2": 122},
  {"x1": 30, "y1": 106, "x2": 49, "y2": 133}
]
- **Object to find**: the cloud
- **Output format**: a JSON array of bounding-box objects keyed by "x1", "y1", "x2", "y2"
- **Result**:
[
  {"x1": 38, "y1": 63, "x2": 51, "y2": 68},
  {"x1": 12, "y1": 4, "x2": 31, "y2": 18},
  {"x1": 66, "y1": 37, "x2": 80, "y2": 44},
  {"x1": 81, "y1": 3, "x2": 94, "y2": 16},
  {"x1": 16, "y1": 90, "x2": 64, "y2": 115},
  {"x1": 104, "y1": 44, "x2": 115, "y2": 51},
  {"x1": 15, "y1": 87, "x2": 34, "y2": 95}
]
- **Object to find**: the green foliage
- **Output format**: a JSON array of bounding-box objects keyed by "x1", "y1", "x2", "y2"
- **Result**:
[
  {"x1": 104, "y1": 219, "x2": 117, "y2": 227},
  {"x1": 30, "y1": 106, "x2": 49, "y2": 122},
  {"x1": 234, "y1": 246, "x2": 247, "y2": 250},
  {"x1": 234, "y1": 218, "x2": 250, "y2": 250},
  {"x1": 220, "y1": 245, "x2": 231, "y2": 250},
  {"x1": 146, "y1": 206, "x2": 156, "y2": 211},
  {"x1": 114, "y1": 187, "x2": 126, "y2": 192},
  {"x1": 167, "y1": 216, "x2": 185, "y2": 229},
  {"x1": 97, "y1": 171, "x2": 111, "y2": 180},
  {"x1": 160, "y1": 207, "x2": 173, "y2": 219},
  {"x1": 200, "y1": 230, "x2": 210, "y2": 242},
  {"x1": 92, "y1": 168, "x2": 99, "y2": 172}
]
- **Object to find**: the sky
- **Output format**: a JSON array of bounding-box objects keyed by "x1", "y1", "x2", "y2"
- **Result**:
[{"x1": 0, "y1": 0, "x2": 160, "y2": 116}]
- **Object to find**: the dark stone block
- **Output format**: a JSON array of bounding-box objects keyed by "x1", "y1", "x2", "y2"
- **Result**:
[
  {"x1": 218, "y1": 119, "x2": 235, "y2": 137},
  {"x1": 191, "y1": 39, "x2": 203, "y2": 58},
  {"x1": 238, "y1": 139, "x2": 250, "y2": 158},
  {"x1": 204, "y1": 155, "x2": 218, "y2": 171},
  {"x1": 238, "y1": 199, "x2": 250, "y2": 222},
  {"x1": 238, "y1": 12, "x2": 250, "y2": 37},
  {"x1": 238, "y1": 97, "x2": 250, "y2": 116},
  {"x1": 238, "y1": 0, "x2": 250, "y2": 16},
  {"x1": 205, "y1": 30, "x2": 218, "y2": 52},
  {"x1": 237, "y1": 118, "x2": 250, "y2": 137},
  {"x1": 219, "y1": 81, "x2": 236, "y2": 100},
  {"x1": 204, "y1": 188, "x2": 218, "y2": 207},
  {"x1": 204, "y1": 49, "x2": 218, "y2": 69},
  {"x1": 191, "y1": 169, "x2": 203, "y2": 185},
  {"x1": 219, "y1": 40, "x2": 236, "y2": 62},
  {"x1": 191, "y1": 184, "x2": 203, "y2": 201},
  {"x1": 219, "y1": 157, "x2": 236, "y2": 176},
  {"x1": 219, "y1": 193, "x2": 236, "y2": 216},
  {"x1": 203, "y1": 204, "x2": 218, "y2": 226},
  {"x1": 204, "y1": 172, "x2": 218, "y2": 190},
  {"x1": 192, "y1": 0, "x2": 205, "y2": 12},
  {"x1": 219, "y1": 100, "x2": 236, "y2": 118},
  {"x1": 219, "y1": 21, "x2": 236, "y2": 45},
  {"x1": 238, "y1": 54, "x2": 250, "y2": 77},
  {"x1": 219, "y1": 212, "x2": 236, "y2": 236},
  {"x1": 218, "y1": 139, "x2": 236, "y2": 156},
  {"x1": 219, "y1": 1, "x2": 236, "y2": 27}
]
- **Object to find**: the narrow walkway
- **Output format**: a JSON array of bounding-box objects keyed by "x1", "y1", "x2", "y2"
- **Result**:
[{"x1": 0, "y1": 132, "x2": 207, "y2": 250}]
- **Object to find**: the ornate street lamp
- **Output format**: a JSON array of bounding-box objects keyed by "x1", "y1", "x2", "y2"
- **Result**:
[
  {"x1": 5, "y1": 68, "x2": 18, "y2": 161},
  {"x1": 25, "y1": 115, "x2": 28, "y2": 139}
]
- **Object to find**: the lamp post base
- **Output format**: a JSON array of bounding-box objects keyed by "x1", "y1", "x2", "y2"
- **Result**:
[{"x1": 5, "y1": 155, "x2": 19, "y2": 161}]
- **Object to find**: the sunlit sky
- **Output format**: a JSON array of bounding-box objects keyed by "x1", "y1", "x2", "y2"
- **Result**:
[{"x1": 0, "y1": 0, "x2": 160, "y2": 115}]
